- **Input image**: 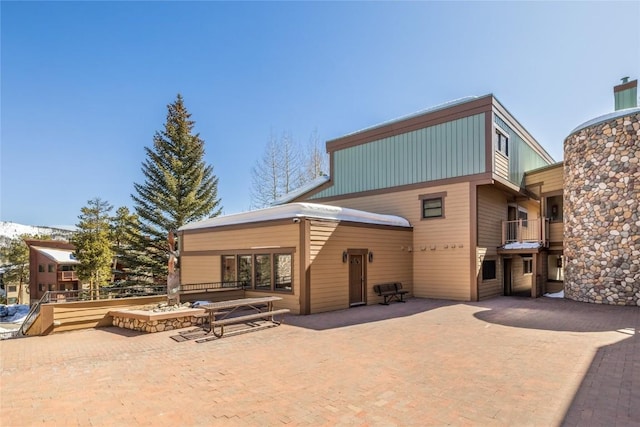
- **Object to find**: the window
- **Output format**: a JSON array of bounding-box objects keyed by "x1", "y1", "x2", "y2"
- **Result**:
[
  {"x1": 254, "y1": 255, "x2": 271, "y2": 290},
  {"x1": 518, "y1": 209, "x2": 528, "y2": 227},
  {"x1": 496, "y1": 130, "x2": 509, "y2": 156},
  {"x1": 8, "y1": 286, "x2": 17, "y2": 293},
  {"x1": 419, "y1": 192, "x2": 448, "y2": 220},
  {"x1": 38, "y1": 264, "x2": 45, "y2": 273},
  {"x1": 49, "y1": 284, "x2": 55, "y2": 291},
  {"x1": 39, "y1": 284, "x2": 45, "y2": 292},
  {"x1": 222, "y1": 255, "x2": 236, "y2": 284},
  {"x1": 274, "y1": 254, "x2": 292, "y2": 292},
  {"x1": 422, "y1": 198, "x2": 443, "y2": 218},
  {"x1": 220, "y1": 252, "x2": 293, "y2": 293},
  {"x1": 523, "y1": 257, "x2": 533, "y2": 274},
  {"x1": 546, "y1": 195, "x2": 563, "y2": 222},
  {"x1": 238, "y1": 255, "x2": 252, "y2": 288},
  {"x1": 482, "y1": 260, "x2": 497, "y2": 281},
  {"x1": 48, "y1": 264, "x2": 55, "y2": 273}
]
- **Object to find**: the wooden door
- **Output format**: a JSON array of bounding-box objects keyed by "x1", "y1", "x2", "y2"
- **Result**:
[
  {"x1": 503, "y1": 258, "x2": 512, "y2": 296},
  {"x1": 349, "y1": 253, "x2": 365, "y2": 306}
]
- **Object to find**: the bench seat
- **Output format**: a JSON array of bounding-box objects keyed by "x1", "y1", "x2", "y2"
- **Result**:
[
  {"x1": 208, "y1": 308, "x2": 290, "y2": 338},
  {"x1": 373, "y1": 283, "x2": 408, "y2": 305}
]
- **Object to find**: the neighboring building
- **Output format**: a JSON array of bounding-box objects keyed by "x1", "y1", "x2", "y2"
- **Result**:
[
  {"x1": 179, "y1": 95, "x2": 556, "y2": 313},
  {"x1": 25, "y1": 240, "x2": 81, "y2": 302},
  {"x1": 1, "y1": 268, "x2": 30, "y2": 304}
]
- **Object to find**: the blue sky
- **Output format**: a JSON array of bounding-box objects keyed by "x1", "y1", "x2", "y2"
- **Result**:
[{"x1": 1, "y1": 1, "x2": 639, "y2": 227}]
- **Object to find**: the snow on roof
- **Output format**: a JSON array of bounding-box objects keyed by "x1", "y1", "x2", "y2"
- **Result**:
[
  {"x1": 32, "y1": 246, "x2": 79, "y2": 264},
  {"x1": 272, "y1": 175, "x2": 331, "y2": 206},
  {"x1": 328, "y1": 96, "x2": 483, "y2": 142},
  {"x1": 179, "y1": 202, "x2": 411, "y2": 232},
  {"x1": 501, "y1": 242, "x2": 542, "y2": 250},
  {"x1": 569, "y1": 106, "x2": 640, "y2": 135}
]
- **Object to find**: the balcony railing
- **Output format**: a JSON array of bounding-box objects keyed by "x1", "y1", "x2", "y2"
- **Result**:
[
  {"x1": 501, "y1": 218, "x2": 549, "y2": 246},
  {"x1": 58, "y1": 271, "x2": 78, "y2": 281}
]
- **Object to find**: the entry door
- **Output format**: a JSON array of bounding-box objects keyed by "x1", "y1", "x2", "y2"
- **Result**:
[
  {"x1": 503, "y1": 258, "x2": 512, "y2": 296},
  {"x1": 349, "y1": 253, "x2": 365, "y2": 306}
]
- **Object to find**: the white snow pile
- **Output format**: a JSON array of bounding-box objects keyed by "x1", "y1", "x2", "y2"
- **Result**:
[
  {"x1": 544, "y1": 290, "x2": 565, "y2": 298},
  {"x1": 0, "y1": 304, "x2": 29, "y2": 339},
  {"x1": 501, "y1": 242, "x2": 542, "y2": 250}
]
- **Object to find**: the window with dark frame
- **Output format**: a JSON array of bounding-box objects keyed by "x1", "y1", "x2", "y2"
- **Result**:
[
  {"x1": 422, "y1": 197, "x2": 443, "y2": 219},
  {"x1": 482, "y1": 260, "x2": 497, "y2": 281},
  {"x1": 546, "y1": 195, "x2": 563, "y2": 222},
  {"x1": 274, "y1": 254, "x2": 292, "y2": 292},
  {"x1": 221, "y1": 252, "x2": 293, "y2": 293},
  {"x1": 518, "y1": 209, "x2": 528, "y2": 228},
  {"x1": 523, "y1": 257, "x2": 533, "y2": 274},
  {"x1": 254, "y1": 254, "x2": 272, "y2": 290},
  {"x1": 38, "y1": 264, "x2": 44, "y2": 273},
  {"x1": 48, "y1": 264, "x2": 54, "y2": 273},
  {"x1": 222, "y1": 255, "x2": 236, "y2": 284},
  {"x1": 496, "y1": 130, "x2": 509, "y2": 156},
  {"x1": 238, "y1": 255, "x2": 252, "y2": 288}
]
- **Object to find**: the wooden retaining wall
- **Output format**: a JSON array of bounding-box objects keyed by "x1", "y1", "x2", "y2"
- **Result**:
[{"x1": 25, "y1": 295, "x2": 167, "y2": 336}]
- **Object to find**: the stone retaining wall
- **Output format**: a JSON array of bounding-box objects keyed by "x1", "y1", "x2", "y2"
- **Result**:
[
  {"x1": 110, "y1": 308, "x2": 206, "y2": 333},
  {"x1": 564, "y1": 111, "x2": 640, "y2": 306}
]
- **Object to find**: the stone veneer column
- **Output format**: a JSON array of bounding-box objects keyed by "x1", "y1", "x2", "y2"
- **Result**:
[{"x1": 563, "y1": 112, "x2": 640, "y2": 306}]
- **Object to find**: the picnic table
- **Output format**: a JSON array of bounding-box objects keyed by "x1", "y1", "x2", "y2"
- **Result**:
[{"x1": 199, "y1": 296, "x2": 289, "y2": 338}]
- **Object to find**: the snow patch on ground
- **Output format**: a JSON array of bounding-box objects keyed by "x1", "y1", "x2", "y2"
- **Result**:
[
  {"x1": 0, "y1": 304, "x2": 29, "y2": 339},
  {"x1": 544, "y1": 290, "x2": 565, "y2": 298}
]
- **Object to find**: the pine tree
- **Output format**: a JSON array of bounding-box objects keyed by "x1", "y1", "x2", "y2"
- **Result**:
[
  {"x1": 109, "y1": 206, "x2": 138, "y2": 283},
  {"x1": 71, "y1": 197, "x2": 114, "y2": 298},
  {"x1": 0, "y1": 236, "x2": 31, "y2": 304},
  {"x1": 129, "y1": 94, "x2": 221, "y2": 281}
]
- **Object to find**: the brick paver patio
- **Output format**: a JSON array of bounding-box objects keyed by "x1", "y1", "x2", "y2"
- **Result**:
[{"x1": 1, "y1": 297, "x2": 638, "y2": 426}]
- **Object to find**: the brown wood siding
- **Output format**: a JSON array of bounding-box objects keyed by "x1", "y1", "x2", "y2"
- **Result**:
[
  {"x1": 549, "y1": 223, "x2": 563, "y2": 247},
  {"x1": 476, "y1": 185, "x2": 509, "y2": 299},
  {"x1": 180, "y1": 255, "x2": 218, "y2": 285},
  {"x1": 525, "y1": 164, "x2": 563, "y2": 194},
  {"x1": 477, "y1": 186, "x2": 508, "y2": 251},
  {"x1": 181, "y1": 223, "x2": 302, "y2": 314},
  {"x1": 495, "y1": 151, "x2": 509, "y2": 180},
  {"x1": 308, "y1": 221, "x2": 412, "y2": 313},
  {"x1": 477, "y1": 254, "x2": 502, "y2": 300},
  {"x1": 182, "y1": 224, "x2": 299, "y2": 252},
  {"x1": 311, "y1": 182, "x2": 472, "y2": 301},
  {"x1": 512, "y1": 255, "x2": 532, "y2": 292}
]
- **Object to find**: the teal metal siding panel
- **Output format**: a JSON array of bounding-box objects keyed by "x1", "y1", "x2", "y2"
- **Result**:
[
  {"x1": 494, "y1": 115, "x2": 550, "y2": 186},
  {"x1": 310, "y1": 113, "x2": 486, "y2": 199}
]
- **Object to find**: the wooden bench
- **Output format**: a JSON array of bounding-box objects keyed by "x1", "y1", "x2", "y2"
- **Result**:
[
  {"x1": 373, "y1": 283, "x2": 409, "y2": 305},
  {"x1": 208, "y1": 309, "x2": 290, "y2": 338}
]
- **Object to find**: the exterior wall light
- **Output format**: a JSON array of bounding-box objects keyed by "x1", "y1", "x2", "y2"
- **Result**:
[
  {"x1": 342, "y1": 251, "x2": 348, "y2": 263},
  {"x1": 368, "y1": 252, "x2": 374, "y2": 263}
]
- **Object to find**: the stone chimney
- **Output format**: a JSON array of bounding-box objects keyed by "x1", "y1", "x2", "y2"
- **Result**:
[{"x1": 613, "y1": 77, "x2": 638, "y2": 110}]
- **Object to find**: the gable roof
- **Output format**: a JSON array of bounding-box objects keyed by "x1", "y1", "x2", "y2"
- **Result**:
[
  {"x1": 31, "y1": 246, "x2": 79, "y2": 264},
  {"x1": 272, "y1": 175, "x2": 331, "y2": 206},
  {"x1": 179, "y1": 202, "x2": 411, "y2": 232}
]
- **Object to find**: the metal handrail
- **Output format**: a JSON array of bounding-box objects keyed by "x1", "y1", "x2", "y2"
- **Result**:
[
  {"x1": 501, "y1": 217, "x2": 547, "y2": 244},
  {"x1": 47, "y1": 285, "x2": 167, "y2": 302},
  {"x1": 180, "y1": 281, "x2": 248, "y2": 292},
  {"x1": 17, "y1": 291, "x2": 51, "y2": 336}
]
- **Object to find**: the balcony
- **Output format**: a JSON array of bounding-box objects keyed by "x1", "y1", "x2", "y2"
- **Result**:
[
  {"x1": 501, "y1": 218, "x2": 549, "y2": 246},
  {"x1": 58, "y1": 271, "x2": 78, "y2": 281}
]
